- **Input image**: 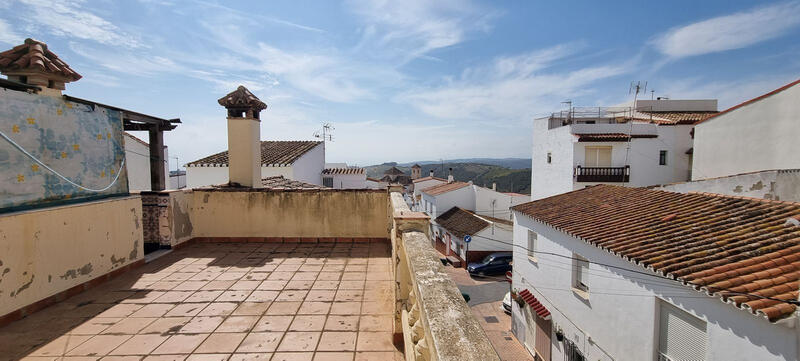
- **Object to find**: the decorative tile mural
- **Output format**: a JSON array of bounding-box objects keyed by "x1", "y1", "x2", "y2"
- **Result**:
[{"x1": 0, "y1": 89, "x2": 128, "y2": 211}]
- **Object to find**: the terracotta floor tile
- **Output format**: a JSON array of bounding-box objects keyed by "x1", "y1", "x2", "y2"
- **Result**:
[
  {"x1": 258, "y1": 280, "x2": 288, "y2": 290},
  {"x1": 100, "y1": 356, "x2": 142, "y2": 361},
  {"x1": 119, "y1": 290, "x2": 166, "y2": 304},
  {"x1": 246, "y1": 290, "x2": 280, "y2": 302},
  {"x1": 337, "y1": 281, "x2": 364, "y2": 290},
  {"x1": 306, "y1": 291, "x2": 335, "y2": 302},
  {"x1": 129, "y1": 304, "x2": 175, "y2": 318},
  {"x1": 185, "y1": 353, "x2": 230, "y2": 361},
  {"x1": 317, "y1": 332, "x2": 356, "y2": 352},
  {"x1": 202, "y1": 280, "x2": 235, "y2": 291},
  {"x1": 195, "y1": 332, "x2": 247, "y2": 353},
  {"x1": 271, "y1": 352, "x2": 314, "y2": 361},
  {"x1": 139, "y1": 317, "x2": 191, "y2": 335},
  {"x1": 185, "y1": 290, "x2": 224, "y2": 303},
  {"x1": 70, "y1": 318, "x2": 121, "y2": 335},
  {"x1": 355, "y1": 332, "x2": 394, "y2": 352},
  {"x1": 329, "y1": 302, "x2": 360, "y2": 316},
  {"x1": 321, "y1": 265, "x2": 345, "y2": 272},
  {"x1": 284, "y1": 280, "x2": 314, "y2": 290},
  {"x1": 334, "y1": 291, "x2": 363, "y2": 303},
  {"x1": 365, "y1": 273, "x2": 392, "y2": 281},
  {"x1": 357, "y1": 316, "x2": 392, "y2": 332},
  {"x1": 97, "y1": 304, "x2": 144, "y2": 318},
  {"x1": 198, "y1": 303, "x2": 238, "y2": 317},
  {"x1": 29, "y1": 335, "x2": 93, "y2": 356},
  {"x1": 153, "y1": 291, "x2": 194, "y2": 303},
  {"x1": 215, "y1": 272, "x2": 246, "y2": 281},
  {"x1": 244, "y1": 272, "x2": 270, "y2": 281},
  {"x1": 297, "y1": 302, "x2": 331, "y2": 315},
  {"x1": 268, "y1": 272, "x2": 296, "y2": 281},
  {"x1": 231, "y1": 281, "x2": 261, "y2": 291},
  {"x1": 152, "y1": 334, "x2": 209, "y2": 354},
  {"x1": 312, "y1": 352, "x2": 354, "y2": 361},
  {"x1": 217, "y1": 290, "x2": 252, "y2": 302},
  {"x1": 232, "y1": 302, "x2": 271, "y2": 316},
  {"x1": 277, "y1": 332, "x2": 320, "y2": 352},
  {"x1": 360, "y1": 300, "x2": 392, "y2": 315},
  {"x1": 291, "y1": 272, "x2": 319, "y2": 281},
  {"x1": 109, "y1": 334, "x2": 169, "y2": 355},
  {"x1": 179, "y1": 316, "x2": 225, "y2": 333},
  {"x1": 253, "y1": 315, "x2": 294, "y2": 332},
  {"x1": 289, "y1": 315, "x2": 327, "y2": 332},
  {"x1": 266, "y1": 302, "x2": 302, "y2": 315},
  {"x1": 174, "y1": 281, "x2": 209, "y2": 291},
  {"x1": 67, "y1": 335, "x2": 132, "y2": 356},
  {"x1": 323, "y1": 316, "x2": 358, "y2": 331},
  {"x1": 165, "y1": 303, "x2": 209, "y2": 317},
  {"x1": 102, "y1": 317, "x2": 157, "y2": 334},
  {"x1": 311, "y1": 281, "x2": 338, "y2": 290},
  {"x1": 149, "y1": 281, "x2": 181, "y2": 291},
  {"x1": 236, "y1": 332, "x2": 283, "y2": 353},
  {"x1": 276, "y1": 290, "x2": 308, "y2": 302},
  {"x1": 340, "y1": 273, "x2": 365, "y2": 281},
  {"x1": 354, "y1": 352, "x2": 396, "y2": 361},
  {"x1": 275, "y1": 265, "x2": 302, "y2": 273},
  {"x1": 216, "y1": 316, "x2": 259, "y2": 333},
  {"x1": 143, "y1": 355, "x2": 188, "y2": 361},
  {"x1": 228, "y1": 353, "x2": 273, "y2": 361},
  {"x1": 298, "y1": 265, "x2": 323, "y2": 272}
]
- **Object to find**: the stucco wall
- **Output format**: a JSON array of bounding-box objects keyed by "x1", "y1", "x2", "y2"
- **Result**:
[
  {"x1": 531, "y1": 117, "x2": 574, "y2": 200},
  {"x1": 290, "y1": 143, "x2": 325, "y2": 185},
  {"x1": 654, "y1": 169, "x2": 800, "y2": 202},
  {"x1": 423, "y1": 185, "x2": 475, "y2": 219},
  {"x1": 473, "y1": 186, "x2": 525, "y2": 221},
  {"x1": 185, "y1": 165, "x2": 293, "y2": 188},
  {"x1": 189, "y1": 189, "x2": 388, "y2": 238},
  {"x1": 0, "y1": 196, "x2": 143, "y2": 317},
  {"x1": 693, "y1": 83, "x2": 800, "y2": 180},
  {"x1": 511, "y1": 212, "x2": 797, "y2": 361},
  {"x1": 327, "y1": 173, "x2": 367, "y2": 189}
]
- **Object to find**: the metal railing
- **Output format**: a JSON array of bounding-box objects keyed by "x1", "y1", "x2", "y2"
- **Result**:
[{"x1": 575, "y1": 165, "x2": 630, "y2": 183}]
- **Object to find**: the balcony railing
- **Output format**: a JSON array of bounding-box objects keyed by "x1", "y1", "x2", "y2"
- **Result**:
[{"x1": 575, "y1": 165, "x2": 630, "y2": 182}]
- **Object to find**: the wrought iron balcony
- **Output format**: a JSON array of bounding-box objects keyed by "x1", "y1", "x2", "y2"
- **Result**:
[{"x1": 575, "y1": 165, "x2": 630, "y2": 183}]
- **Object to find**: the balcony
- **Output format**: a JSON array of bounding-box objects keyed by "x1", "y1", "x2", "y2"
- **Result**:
[
  {"x1": 0, "y1": 187, "x2": 499, "y2": 361},
  {"x1": 575, "y1": 165, "x2": 630, "y2": 183}
]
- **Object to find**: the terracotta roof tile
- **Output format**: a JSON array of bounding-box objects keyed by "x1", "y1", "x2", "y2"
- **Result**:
[
  {"x1": 435, "y1": 207, "x2": 489, "y2": 238},
  {"x1": 186, "y1": 141, "x2": 322, "y2": 167},
  {"x1": 576, "y1": 133, "x2": 658, "y2": 142},
  {"x1": 0, "y1": 38, "x2": 81, "y2": 81},
  {"x1": 412, "y1": 176, "x2": 447, "y2": 183},
  {"x1": 511, "y1": 185, "x2": 800, "y2": 321},
  {"x1": 211, "y1": 176, "x2": 323, "y2": 190},
  {"x1": 638, "y1": 111, "x2": 717, "y2": 125},
  {"x1": 322, "y1": 168, "x2": 365, "y2": 175},
  {"x1": 422, "y1": 181, "x2": 471, "y2": 196}
]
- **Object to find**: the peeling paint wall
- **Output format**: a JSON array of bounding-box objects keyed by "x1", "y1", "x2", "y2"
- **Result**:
[
  {"x1": 654, "y1": 169, "x2": 800, "y2": 202},
  {"x1": 0, "y1": 196, "x2": 143, "y2": 317},
  {"x1": 188, "y1": 190, "x2": 388, "y2": 239}
]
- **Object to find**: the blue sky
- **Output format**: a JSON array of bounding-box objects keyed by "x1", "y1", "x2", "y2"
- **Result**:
[{"x1": 1, "y1": 0, "x2": 799, "y2": 167}]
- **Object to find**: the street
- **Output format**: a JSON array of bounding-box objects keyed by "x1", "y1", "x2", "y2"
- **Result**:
[{"x1": 443, "y1": 265, "x2": 534, "y2": 361}]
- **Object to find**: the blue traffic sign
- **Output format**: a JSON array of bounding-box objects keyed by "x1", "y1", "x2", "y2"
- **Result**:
[{"x1": 464, "y1": 235, "x2": 472, "y2": 243}]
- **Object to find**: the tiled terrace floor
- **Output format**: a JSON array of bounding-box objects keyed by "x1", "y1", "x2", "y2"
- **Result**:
[{"x1": 0, "y1": 241, "x2": 402, "y2": 361}]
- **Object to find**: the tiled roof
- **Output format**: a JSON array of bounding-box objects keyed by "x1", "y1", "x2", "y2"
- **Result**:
[
  {"x1": 412, "y1": 176, "x2": 447, "y2": 183},
  {"x1": 322, "y1": 168, "x2": 365, "y2": 175},
  {"x1": 696, "y1": 78, "x2": 800, "y2": 125},
  {"x1": 186, "y1": 141, "x2": 322, "y2": 167},
  {"x1": 519, "y1": 289, "x2": 551, "y2": 319},
  {"x1": 512, "y1": 185, "x2": 800, "y2": 322},
  {"x1": 422, "y1": 181, "x2": 471, "y2": 196},
  {"x1": 260, "y1": 176, "x2": 323, "y2": 189},
  {"x1": 0, "y1": 38, "x2": 81, "y2": 81},
  {"x1": 411, "y1": 164, "x2": 421, "y2": 169},
  {"x1": 576, "y1": 133, "x2": 658, "y2": 142},
  {"x1": 638, "y1": 111, "x2": 718, "y2": 125},
  {"x1": 435, "y1": 207, "x2": 489, "y2": 238},
  {"x1": 218, "y1": 86, "x2": 267, "y2": 111}
]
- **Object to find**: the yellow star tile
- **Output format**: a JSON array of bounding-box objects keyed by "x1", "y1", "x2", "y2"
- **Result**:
[
  {"x1": 72, "y1": 144, "x2": 80, "y2": 151},
  {"x1": 12, "y1": 124, "x2": 19, "y2": 133},
  {"x1": 100, "y1": 171, "x2": 106, "y2": 177},
  {"x1": 17, "y1": 174, "x2": 24, "y2": 182},
  {"x1": 57, "y1": 109, "x2": 63, "y2": 115},
  {"x1": 66, "y1": 102, "x2": 73, "y2": 109},
  {"x1": 26, "y1": 117, "x2": 35, "y2": 124},
  {"x1": 97, "y1": 134, "x2": 103, "y2": 140},
  {"x1": 31, "y1": 164, "x2": 39, "y2": 172},
  {"x1": 61, "y1": 152, "x2": 67, "y2": 158}
]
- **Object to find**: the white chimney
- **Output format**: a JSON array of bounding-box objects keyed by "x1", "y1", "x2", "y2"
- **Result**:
[
  {"x1": 218, "y1": 86, "x2": 266, "y2": 188},
  {"x1": 492, "y1": 182, "x2": 496, "y2": 191},
  {"x1": 447, "y1": 168, "x2": 454, "y2": 183},
  {"x1": 429, "y1": 170, "x2": 434, "y2": 178}
]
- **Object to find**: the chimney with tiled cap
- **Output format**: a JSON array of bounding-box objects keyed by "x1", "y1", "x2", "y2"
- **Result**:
[
  {"x1": 218, "y1": 86, "x2": 266, "y2": 188},
  {"x1": 447, "y1": 168, "x2": 454, "y2": 183},
  {"x1": 0, "y1": 38, "x2": 82, "y2": 96},
  {"x1": 429, "y1": 170, "x2": 434, "y2": 178}
]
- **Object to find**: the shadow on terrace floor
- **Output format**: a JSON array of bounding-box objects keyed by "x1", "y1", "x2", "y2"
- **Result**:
[{"x1": 0, "y1": 240, "x2": 402, "y2": 361}]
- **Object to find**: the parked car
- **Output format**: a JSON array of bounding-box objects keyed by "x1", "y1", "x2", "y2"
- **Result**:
[
  {"x1": 502, "y1": 292, "x2": 512, "y2": 313},
  {"x1": 467, "y1": 252, "x2": 512, "y2": 276}
]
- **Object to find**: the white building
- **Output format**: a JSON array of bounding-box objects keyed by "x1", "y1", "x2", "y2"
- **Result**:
[
  {"x1": 419, "y1": 180, "x2": 529, "y2": 220},
  {"x1": 510, "y1": 185, "x2": 799, "y2": 361},
  {"x1": 432, "y1": 206, "x2": 512, "y2": 267},
  {"x1": 693, "y1": 78, "x2": 800, "y2": 180},
  {"x1": 411, "y1": 172, "x2": 447, "y2": 211},
  {"x1": 532, "y1": 99, "x2": 717, "y2": 200},
  {"x1": 420, "y1": 181, "x2": 475, "y2": 219},
  {"x1": 322, "y1": 167, "x2": 367, "y2": 189},
  {"x1": 185, "y1": 140, "x2": 324, "y2": 188},
  {"x1": 123, "y1": 132, "x2": 169, "y2": 191}
]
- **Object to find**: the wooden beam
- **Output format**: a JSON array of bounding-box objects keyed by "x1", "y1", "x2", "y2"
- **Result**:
[{"x1": 148, "y1": 127, "x2": 166, "y2": 191}]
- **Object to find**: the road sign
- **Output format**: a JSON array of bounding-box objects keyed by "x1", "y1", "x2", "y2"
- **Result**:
[{"x1": 464, "y1": 235, "x2": 472, "y2": 243}]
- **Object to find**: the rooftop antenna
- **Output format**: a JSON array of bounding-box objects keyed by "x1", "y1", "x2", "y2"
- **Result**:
[
  {"x1": 313, "y1": 122, "x2": 335, "y2": 142},
  {"x1": 624, "y1": 81, "x2": 647, "y2": 174},
  {"x1": 561, "y1": 99, "x2": 573, "y2": 122}
]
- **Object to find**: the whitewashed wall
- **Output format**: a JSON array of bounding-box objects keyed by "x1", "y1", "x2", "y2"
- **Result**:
[
  {"x1": 422, "y1": 185, "x2": 475, "y2": 219},
  {"x1": 327, "y1": 173, "x2": 367, "y2": 189},
  {"x1": 290, "y1": 143, "x2": 325, "y2": 185},
  {"x1": 185, "y1": 165, "x2": 291, "y2": 188},
  {"x1": 532, "y1": 117, "x2": 575, "y2": 200},
  {"x1": 474, "y1": 186, "x2": 528, "y2": 221},
  {"x1": 123, "y1": 134, "x2": 170, "y2": 191},
  {"x1": 511, "y1": 212, "x2": 797, "y2": 361}
]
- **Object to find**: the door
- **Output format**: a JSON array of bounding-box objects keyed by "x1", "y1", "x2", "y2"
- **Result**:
[
  {"x1": 523, "y1": 305, "x2": 537, "y2": 356},
  {"x1": 534, "y1": 315, "x2": 552, "y2": 361},
  {"x1": 585, "y1": 146, "x2": 612, "y2": 167}
]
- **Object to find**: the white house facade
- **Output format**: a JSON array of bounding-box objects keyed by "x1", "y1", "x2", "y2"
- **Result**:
[
  {"x1": 510, "y1": 185, "x2": 799, "y2": 361},
  {"x1": 433, "y1": 206, "x2": 512, "y2": 267},
  {"x1": 532, "y1": 99, "x2": 716, "y2": 200},
  {"x1": 419, "y1": 181, "x2": 475, "y2": 219},
  {"x1": 322, "y1": 167, "x2": 367, "y2": 189},
  {"x1": 124, "y1": 132, "x2": 169, "y2": 191},
  {"x1": 185, "y1": 140, "x2": 324, "y2": 188},
  {"x1": 693, "y1": 78, "x2": 800, "y2": 180}
]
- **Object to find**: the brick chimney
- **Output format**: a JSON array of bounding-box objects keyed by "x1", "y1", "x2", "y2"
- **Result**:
[
  {"x1": 218, "y1": 86, "x2": 266, "y2": 188},
  {"x1": 0, "y1": 38, "x2": 82, "y2": 96}
]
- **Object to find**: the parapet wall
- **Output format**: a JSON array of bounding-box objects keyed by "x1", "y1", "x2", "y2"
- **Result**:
[{"x1": 654, "y1": 169, "x2": 800, "y2": 202}]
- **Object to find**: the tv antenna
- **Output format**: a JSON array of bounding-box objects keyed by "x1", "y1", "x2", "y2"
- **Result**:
[{"x1": 313, "y1": 122, "x2": 335, "y2": 142}]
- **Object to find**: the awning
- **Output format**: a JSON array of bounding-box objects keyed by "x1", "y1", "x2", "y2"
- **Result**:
[{"x1": 519, "y1": 289, "x2": 551, "y2": 320}]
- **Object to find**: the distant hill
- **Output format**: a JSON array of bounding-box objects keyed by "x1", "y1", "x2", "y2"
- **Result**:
[
  {"x1": 394, "y1": 158, "x2": 531, "y2": 170},
  {"x1": 364, "y1": 161, "x2": 531, "y2": 195}
]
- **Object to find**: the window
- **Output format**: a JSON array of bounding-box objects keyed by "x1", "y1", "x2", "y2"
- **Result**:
[
  {"x1": 527, "y1": 230, "x2": 537, "y2": 261},
  {"x1": 659, "y1": 301, "x2": 707, "y2": 361},
  {"x1": 659, "y1": 150, "x2": 668, "y2": 165},
  {"x1": 547, "y1": 152, "x2": 552, "y2": 164},
  {"x1": 573, "y1": 254, "x2": 589, "y2": 292},
  {"x1": 322, "y1": 177, "x2": 334, "y2": 188},
  {"x1": 584, "y1": 146, "x2": 611, "y2": 167}
]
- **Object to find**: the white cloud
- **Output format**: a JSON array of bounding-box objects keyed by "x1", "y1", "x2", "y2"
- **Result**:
[
  {"x1": 397, "y1": 45, "x2": 629, "y2": 122},
  {"x1": 18, "y1": 0, "x2": 142, "y2": 48},
  {"x1": 348, "y1": 0, "x2": 497, "y2": 62},
  {"x1": 653, "y1": 1, "x2": 800, "y2": 58},
  {"x1": 0, "y1": 18, "x2": 22, "y2": 44}
]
